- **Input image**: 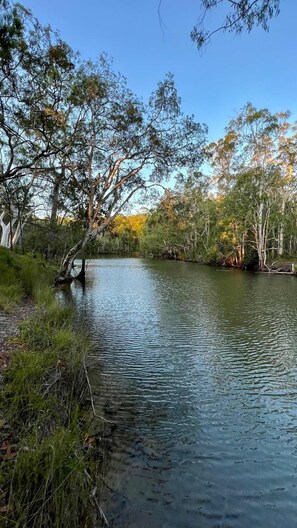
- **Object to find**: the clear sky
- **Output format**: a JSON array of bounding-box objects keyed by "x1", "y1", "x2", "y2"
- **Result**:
[{"x1": 22, "y1": 0, "x2": 297, "y2": 142}]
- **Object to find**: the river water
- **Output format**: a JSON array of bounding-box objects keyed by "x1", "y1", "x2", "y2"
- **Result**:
[{"x1": 71, "y1": 257, "x2": 297, "y2": 528}]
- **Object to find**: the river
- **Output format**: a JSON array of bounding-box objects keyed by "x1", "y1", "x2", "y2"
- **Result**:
[{"x1": 71, "y1": 257, "x2": 297, "y2": 528}]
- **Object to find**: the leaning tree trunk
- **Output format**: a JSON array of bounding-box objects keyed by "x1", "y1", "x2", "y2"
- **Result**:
[
  {"x1": 56, "y1": 239, "x2": 85, "y2": 284},
  {"x1": 11, "y1": 220, "x2": 22, "y2": 249},
  {"x1": 56, "y1": 226, "x2": 99, "y2": 284},
  {"x1": 56, "y1": 211, "x2": 119, "y2": 284},
  {"x1": 11, "y1": 214, "x2": 29, "y2": 249}
]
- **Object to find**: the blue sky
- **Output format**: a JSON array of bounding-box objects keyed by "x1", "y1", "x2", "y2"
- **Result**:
[{"x1": 22, "y1": 0, "x2": 297, "y2": 142}]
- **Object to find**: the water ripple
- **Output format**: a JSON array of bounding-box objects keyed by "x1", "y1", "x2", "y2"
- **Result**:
[{"x1": 71, "y1": 258, "x2": 297, "y2": 528}]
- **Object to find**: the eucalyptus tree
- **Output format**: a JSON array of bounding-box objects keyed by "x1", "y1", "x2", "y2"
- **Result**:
[
  {"x1": 56, "y1": 63, "x2": 207, "y2": 281},
  {"x1": 174, "y1": 174, "x2": 216, "y2": 257},
  {"x1": 209, "y1": 104, "x2": 297, "y2": 268},
  {"x1": 191, "y1": 0, "x2": 281, "y2": 48},
  {"x1": 0, "y1": 3, "x2": 76, "y2": 185},
  {"x1": 274, "y1": 120, "x2": 297, "y2": 255},
  {"x1": 140, "y1": 196, "x2": 187, "y2": 259},
  {"x1": 0, "y1": 2, "x2": 82, "y2": 249}
]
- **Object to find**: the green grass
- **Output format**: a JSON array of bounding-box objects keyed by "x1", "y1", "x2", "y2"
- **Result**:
[
  {"x1": 0, "y1": 248, "x2": 55, "y2": 312},
  {"x1": 0, "y1": 283, "x2": 23, "y2": 312},
  {"x1": 0, "y1": 249, "x2": 105, "y2": 528}
]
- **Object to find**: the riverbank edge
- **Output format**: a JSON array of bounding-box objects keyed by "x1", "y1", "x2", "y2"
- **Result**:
[
  {"x1": 170, "y1": 256, "x2": 297, "y2": 275},
  {"x1": 0, "y1": 249, "x2": 107, "y2": 527},
  {"x1": 85, "y1": 252, "x2": 297, "y2": 276}
]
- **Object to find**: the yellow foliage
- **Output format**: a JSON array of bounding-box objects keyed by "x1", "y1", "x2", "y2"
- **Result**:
[
  {"x1": 112, "y1": 214, "x2": 147, "y2": 238},
  {"x1": 43, "y1": 107, "x2": 65, "y2": 125},
  {"x1": 215, "y1": 194, "x2": 224, "y2": 203},
  {"x1": 220, "y1": 230, "x2": 238, "y2": 245},
  {"x1": 177, "y1": 221, "x2": 186, "y2": 231}
]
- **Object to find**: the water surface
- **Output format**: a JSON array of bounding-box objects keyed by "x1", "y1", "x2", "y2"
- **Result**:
[{"x1": 72, "y1": 258, "x2": 297, "y2": 528}]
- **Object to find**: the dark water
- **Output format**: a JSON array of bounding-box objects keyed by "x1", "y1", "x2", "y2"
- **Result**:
[{"x1": 71, "y1": 258, "x2": 297, "y2": 528}]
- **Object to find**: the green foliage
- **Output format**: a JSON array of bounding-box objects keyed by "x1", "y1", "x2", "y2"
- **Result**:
[
  {"x1": 140, "y1": 180, "x2": 219, "y2": 262},
  {"x1": 0, "y1": 283, "x2": 23, "y2": 312},
  {"x1": 141, "y1": 127, "x2": 297, "y2": 270},
  {"x1": 0, "y1": 0, "x2": 25, "y2": 62},
  {"x1": 1, "y1": 1, "x2": 207, "y2": 280},
  {"x1": 22, "y1": 220, "x2": 85, "y2": 261}
]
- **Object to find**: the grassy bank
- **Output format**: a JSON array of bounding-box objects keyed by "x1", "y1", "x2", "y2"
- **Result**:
[
  {"x1": 0, "y1": 249, "x2": 105, "y2": 527},
  {"x1": 0, "y1": 249, "x2": 55, "y2": 312}
]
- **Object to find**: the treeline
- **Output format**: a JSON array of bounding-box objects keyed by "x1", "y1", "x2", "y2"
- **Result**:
[
  {"x1": 141, "y1": 104, "x2": 297, "y2": 270},
  {"x1": 21, "y1": 214, "x2": 146, "y2": 257},
  {"x1": 0, "y1": 1, "x2": 206, "y2": 282}
]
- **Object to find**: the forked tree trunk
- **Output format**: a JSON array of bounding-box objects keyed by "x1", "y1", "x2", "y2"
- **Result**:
[{"x1": 254, "y1": 186, "x2": 270, "y2": 271}]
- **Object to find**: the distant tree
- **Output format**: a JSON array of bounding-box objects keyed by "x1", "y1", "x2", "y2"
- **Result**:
[
  {"x1": 208, "y1": 104, "x2": 297, "y2": 268},
  {"x1": 191, "y1": 0, "x2": 281, "y2": 48},
  {"x1": 140, "y1": 176, "x2": 215, "y2": 260},
  {"x1": 111, "y1": 214, "x2": 147, "y2": 251}
]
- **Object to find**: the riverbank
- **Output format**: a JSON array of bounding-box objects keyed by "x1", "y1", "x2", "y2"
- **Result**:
[
  {"x1": 0, "y1": 249, "x2": 107, "y2": 527},
  {"x1": 147, "y1": 253, "x2": 297, "y2": 275},
  {"x1": 88, "y1": 251, "x2": 297, "y2": 277}
]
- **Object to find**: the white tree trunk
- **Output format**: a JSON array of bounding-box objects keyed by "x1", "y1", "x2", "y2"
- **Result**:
[
  {"x1": 11, "y1": 215, "x2": 29, "y2": 249},
  {"x1": 0, "y1": 209, "x2": 26, "y2": 249},
  {"x1": 0, "y1": 221, "x2": 11, "y2": 248},
  {"x1": 278, "y1": 196, "x2": 286, "y2": 257},
  {"x1": 11, "y1": 221, "x2": 22, "y2": 248},
  {"x1": 0, "y1": 211, "x2": 16, "y2": 248}
]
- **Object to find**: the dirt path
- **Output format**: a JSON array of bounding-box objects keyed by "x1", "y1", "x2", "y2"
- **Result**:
[{"x1": 0, "y1": 300, "x2": 34, "y2": 370}]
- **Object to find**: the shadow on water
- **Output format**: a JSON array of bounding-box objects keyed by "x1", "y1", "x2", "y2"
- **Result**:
[{"x1": 64, "y1": 258, "x2": 297, "y2": 528}]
